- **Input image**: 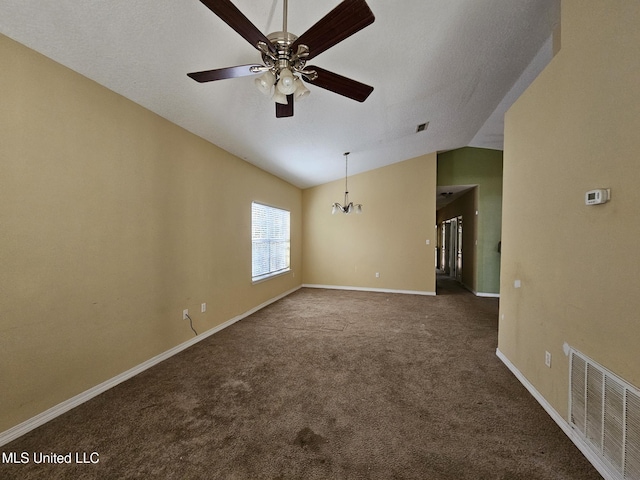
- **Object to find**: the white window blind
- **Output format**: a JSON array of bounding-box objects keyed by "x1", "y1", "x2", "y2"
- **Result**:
[{"x1": 251, "y1": 202, "x2": 290, "y2": 281}]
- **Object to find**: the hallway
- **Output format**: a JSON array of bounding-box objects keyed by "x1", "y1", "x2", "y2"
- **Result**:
[{"x1": 435, "y1": 269, "x2": 470, "y2": 296}]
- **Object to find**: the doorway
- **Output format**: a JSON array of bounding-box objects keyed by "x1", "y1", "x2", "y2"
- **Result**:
[{"x1": 441, "y1": 216, "x2": 463, "y2": 282}]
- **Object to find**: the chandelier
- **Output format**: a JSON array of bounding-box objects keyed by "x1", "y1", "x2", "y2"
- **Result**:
[
  {"x1": 252, "y1": 0, "x2": 313, "y2": 105},
  {"x1": 332, "y1": 152, "x2": 362, "y2": 215}
]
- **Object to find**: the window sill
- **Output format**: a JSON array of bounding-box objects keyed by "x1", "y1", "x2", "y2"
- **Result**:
[{"x1": 252, "y1": 269, "x2": 291, "y2": 284}]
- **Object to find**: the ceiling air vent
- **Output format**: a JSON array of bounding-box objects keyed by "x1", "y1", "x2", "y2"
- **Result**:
[{"x1": 416, "y1": 122, "x2": 429, "y2": 133}]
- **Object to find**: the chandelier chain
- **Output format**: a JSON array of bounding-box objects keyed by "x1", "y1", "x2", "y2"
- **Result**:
[{"x1": 344, "y1": 153, "x2": 349, "y2": 199}]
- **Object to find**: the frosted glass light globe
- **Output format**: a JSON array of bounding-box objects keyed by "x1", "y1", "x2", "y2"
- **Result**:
[{"x1": 277, "y1": 68, "x2": 296, "y2": 95}]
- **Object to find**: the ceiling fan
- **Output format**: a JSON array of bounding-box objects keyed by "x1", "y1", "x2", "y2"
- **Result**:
[{"x1": 187, "y1": 0, "x2": 375, "y2": 118}]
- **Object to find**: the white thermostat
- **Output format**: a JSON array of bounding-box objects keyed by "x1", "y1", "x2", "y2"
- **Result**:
[{"x1": 585, "y1": 188, "x2": 610, "y2": 205}]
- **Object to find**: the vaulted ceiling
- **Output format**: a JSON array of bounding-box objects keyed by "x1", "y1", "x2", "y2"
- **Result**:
[{"x1": 0, "y1": 0, "x2": 559, "y2": 188}]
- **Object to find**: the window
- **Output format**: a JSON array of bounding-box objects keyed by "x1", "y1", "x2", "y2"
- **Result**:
[{"x1": 251, "y1": 202, "x2": 290, "y2": 282}]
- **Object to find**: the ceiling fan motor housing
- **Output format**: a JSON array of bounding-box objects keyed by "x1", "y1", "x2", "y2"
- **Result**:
[{"x1": 264, "y1": 32, "x2": 311, "y2": 80}]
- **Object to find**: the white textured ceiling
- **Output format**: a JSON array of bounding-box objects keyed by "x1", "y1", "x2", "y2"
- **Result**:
[{"x1": 0, "y1": 0, "x2": 559, "y2": 188}]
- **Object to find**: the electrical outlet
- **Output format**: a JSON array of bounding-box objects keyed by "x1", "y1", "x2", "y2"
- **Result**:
[
  {"x1": 375, "y1": 272, "x2": 380, "y2": 278},
  {"x1": 545, "y1": 351, "x2": 552, "y2": 368},
  {"x1": 201, "y1": 303, "x2": 206, "y2": 313},
  {"x1": 183, "y1": 309, "x2": 188, "y2": 320}
]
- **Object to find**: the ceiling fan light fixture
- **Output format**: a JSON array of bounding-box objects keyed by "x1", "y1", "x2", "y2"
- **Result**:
[
  {"x1": 277, "y1": 68, "x2": 297, "y2": 95},
  {"x1": 293, "y1": 77, "x2": 310, "y2": 100},
  {"x1": 273, "y1": 89, "x2": 288, "y2": 105},
  {"x1": 187, "y1": 0, "x2": 376, "y2": 118},
  {"x1": 255, "y1": 70, "x2": 276, "y2": 95}
]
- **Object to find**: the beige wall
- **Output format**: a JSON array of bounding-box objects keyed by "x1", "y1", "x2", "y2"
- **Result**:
[
  {"x1": 302, "y1": 154, "x2": 437, "y2": 294},
  {"x1": 499, "y1": 1, "x2": 640, "y2": 418},
  {"x1": 0, "y1": 35, "x2": 302, "y2": 432}
]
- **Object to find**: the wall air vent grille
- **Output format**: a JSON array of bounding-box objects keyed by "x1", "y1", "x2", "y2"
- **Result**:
[{"x1": 570, "y1": 349, "x2": 640, "y2": 480}]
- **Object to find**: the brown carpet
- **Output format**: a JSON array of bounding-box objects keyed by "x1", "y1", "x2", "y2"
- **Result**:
[{"x1": 1, "y1": 277, "x2": 602, "y2": 479}]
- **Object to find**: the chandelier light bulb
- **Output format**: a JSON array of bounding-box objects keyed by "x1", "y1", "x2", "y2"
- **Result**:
[{"x1": 277, "y1": 68, "x2": 296, "y2": 95}]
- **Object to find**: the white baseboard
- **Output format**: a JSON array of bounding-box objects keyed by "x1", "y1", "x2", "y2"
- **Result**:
[
  {"x1": 475, "y1": 292, "x2": 500, "y2": 298},
  {"x1": 496, "y1": 348, "x2": 618, "y2": 480},
  {"x1": 302, "y1": 284, "x2": 436, "y2": 296},
  {"x1": 0, "y1": 286, "x2": 301, "y2": 447},
  {"x1": 459, "y1": 282, "x2": 500, "y2": 298},
  {"x1": 447, "y1": 279, "x2": 500, "y2": 298}
]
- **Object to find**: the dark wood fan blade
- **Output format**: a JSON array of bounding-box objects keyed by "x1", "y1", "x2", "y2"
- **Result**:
[
  {"x1": 303, "y1": 66, "x2": 373, "y2": 102},
  {"x1": 292, "y1": 0, "x2": 374, "y2": 61},
  {"x1": 187, "y1": 64, "x2": 263, "y2": 83},
  {"x1": 199, "y1": 0, "x2": 276, "y2": 54},
  {"x1": 276, "y1": 95, "x2": 294, "y2": 118}
]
